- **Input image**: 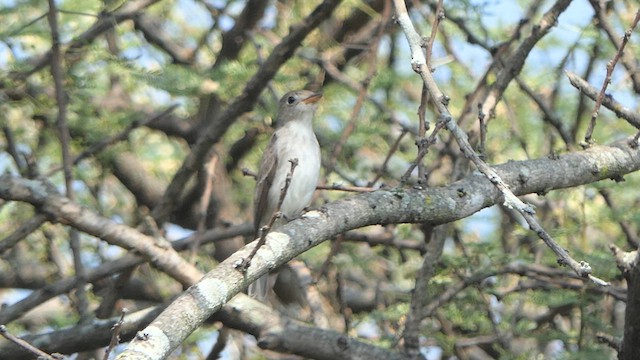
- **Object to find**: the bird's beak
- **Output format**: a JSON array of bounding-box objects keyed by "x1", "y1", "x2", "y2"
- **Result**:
[{"x1": 301, "y1": 92, "x2": 323, "y2": 104}]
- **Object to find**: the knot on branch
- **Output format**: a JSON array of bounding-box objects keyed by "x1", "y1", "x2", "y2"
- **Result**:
[{"x1": 577, "y1": 261, "x2": 593, "y2": 277}]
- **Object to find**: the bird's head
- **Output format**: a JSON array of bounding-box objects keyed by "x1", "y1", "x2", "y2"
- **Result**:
[{"x1": 275, "y1": 90, "x2": 322, "y2": 127}]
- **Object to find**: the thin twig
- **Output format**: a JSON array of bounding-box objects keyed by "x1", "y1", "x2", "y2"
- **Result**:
[
  {"x1": 416, "y1": 84, "x2": 430, "y2": 182},
  {"x1": 103, "y1": 309, "x2": 128, "y2": 360},
  {"x1": 48, "y1": 0, "x2": 91, "y2": 321},
  {"x1": 335, "y1": 271, "x2": 352, "y2": 334},
  {"x1": 0, "y1": 214, "x2": 48, "y2": 254},
  {"x1": 44, "y1": 105, "x2": 179, "y2": 176},
  {"x1": 583, "y1": 10, "x2": 640, "y2": 146},
  {"x1": 589, "y1": 2, "x2": 640, "y2": 93},
  {"x1": 599, "y1": 189, "x2": 639, "y2": 248},
  {"x1": 477, "y1": 103, "x2": 487, "y2": 158},
  {"x1": 7, "y1": 12, "x2": 48, "y2": 37},
  {"x1": 414, "y1": 0, "x2": 444, "y2": 183},
  {"x1": 516, "y1": 77, "x2": 573, "y2": 147},
  {"x1": 424, "y1": 0, "x2": 444, "y2": 71},
  {"x1": 0, "y1": 222, "x2": 252, "y2": 325},
  {"x1": 324, "y1": 0, "x2": 391, "y2": 178},
  {"x1": 368, "y1": 129, "x2": 408, "y2": 186},
  {"x1": 315, "y1": 234, "x2": 344, "y2": 282},
  {"x1": 399, "y1": 117, "x2": 446, "y2": 184},
  {"x1": 47, "y1": 0, "x2": 70, "y2": 193},
  {"x1": 403, "y1": 224, "x2": 444, "y2": 357},
  {"x1": 2, "y1": 126, "x2": 28, "y2": 174},
  {"x1": 565, "y1": 71, "x2": 640, "y2": 130},
  {"x1": 237, "y1": 158, "x2": 299, "y2": 271},
  {"x1": 316, "y1": 184, "x2": 377, "y2": 192},
  {"x1": 189, "y1": 150, "x2": 218, "y2": 262},
  {"x1": 393, "y1": 0, "x2": 609, "y2": 286},
  {"x1": 0, "y1": 325, "x2": 56, "y2": 360}
]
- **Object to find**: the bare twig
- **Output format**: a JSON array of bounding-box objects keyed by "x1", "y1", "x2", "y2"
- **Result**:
[
  {"x1": 589, "y1": 2, "x2": 640, "y2": 93},
  {"x1": 315, "y1": 234, "x2": 344, "y2": 282},
  {"x1": 134, "y1": 14, "x2": 193, "y2": 64},
  {"x1": 583, "y1": 10, "x2": 640, "y2": 145},
  {"x1": 44, "y1": 105, "x2": 179, "y2": 177},
  {"x1": 0, "y1": 325, "x2": 56, "y2": 360},
  {"x1": 448, "y1": 0, "x2": 567, "y2": 131},
  {"x1": 400, "y1": 116, "x2": 446, "y2": 184},
  {"x1": 416, "y1": 84, "x2": 430, "y2": 182},
  {"x1": 2, "y1": 126, "x2": 28, "y2": 174},
  {"x1": 413, "y1": 0, "x2": 444, "y2": 183},
  {"x1": 0, "y1": 214, "x2": 48, "y2": 254},
  {"x1": 565, "y1": 71, "x2": 640, "y2": 130},
  {"x1": 516, "y1": 77, "x2": 573, "y2": 147},
  {"x1": 0, "y1": 222, "x2": 252, "y2": 325},
  {"x1": 335, "y1": 271, "x2": 352, "y2": 334},
  {"x1": 599, "y1": 189, "x2": 640, "y2": 248},
  {"x1": 237, "y1": 159, "x2": 299, "y2": 271},
  {"x1": 317, "y1": 184, "x2": 377, "y2": 193},
  {"x1": 403, "y1": 224, "x2": 445, "y2": 357},
  {"x1": 189, "y1": 150, "x2": 218, "y2": 262},
  {"x1": 48, "y1": 0, "x2": 91, "y2": 321},
  {"x1": 393, "y1": 0, "x2": 609, "y2": 286},
  {"x1": 324, "y1": 0, "x2": 391, "y2": 178},
  {"x1": 9, "y1": 0, "x2": 162, "y2": 83},
  {"x1": 103, "y1": 309, "x2": 128, "y2": 360},
  {"x1": 477, "y1": 103, "x2": 487, "y2": 157},
  {"x1": 47, "y1": 0, "x2": 70, "y2": 195},
  {"x1": 6, "y1": 12, "x2": 48, "y2": 37},
  {"x1": 369, "y1": 129, "x2": 408, "y2": 186},
  {"x1": 424, "y1": 0, "x2": 444, "y2": 71}
]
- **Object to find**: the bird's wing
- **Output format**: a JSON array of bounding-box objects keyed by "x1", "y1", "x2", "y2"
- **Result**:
[{"x1": 253, "y1": 132, "x2": 279, "y2": 234}]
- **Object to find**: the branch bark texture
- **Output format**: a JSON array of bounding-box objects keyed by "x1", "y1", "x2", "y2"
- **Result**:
[{"x1": 113, "y1": 140, "x2": 639, "y2": 359}]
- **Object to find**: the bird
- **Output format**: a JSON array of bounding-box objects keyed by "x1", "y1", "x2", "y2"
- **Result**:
[{"x1": 248, "y1": 89, "x2": 322, "y2": 300}]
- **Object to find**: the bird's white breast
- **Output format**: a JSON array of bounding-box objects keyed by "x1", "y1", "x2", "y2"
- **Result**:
[{"x1": 270, "y1": 121, "x2": 321, "y2": 219}]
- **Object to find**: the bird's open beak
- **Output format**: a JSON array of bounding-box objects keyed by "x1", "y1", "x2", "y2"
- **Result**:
[{"x1": 301, "y1": 92, "x2": 323, "y2": 104}]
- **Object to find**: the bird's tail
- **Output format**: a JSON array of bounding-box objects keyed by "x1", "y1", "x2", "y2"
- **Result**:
[{"x1": 248, "y1": 274, "x2": 269, "y2": 301}]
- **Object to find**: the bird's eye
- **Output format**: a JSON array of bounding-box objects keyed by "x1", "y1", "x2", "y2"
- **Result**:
[{"x1": 287, "y1": 96, "x2": 296, "y2": 104}]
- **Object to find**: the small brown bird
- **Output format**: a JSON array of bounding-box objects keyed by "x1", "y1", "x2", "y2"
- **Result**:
[{"x1": 249, "y1": 90, "x2": 322, "y2": 299}]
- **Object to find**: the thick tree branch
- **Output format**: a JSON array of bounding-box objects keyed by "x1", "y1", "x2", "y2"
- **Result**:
[
  {"x1": 0, "y1": 176, "x2": 203, "y2": 287},
  {"x1": 116, "y1": 139, "x2": 639, "y2": 359},
  {"x1": 0, "y1": 223, "x2": 251, "y2": 325},
  {"x1": 0, "y1": 293, "x2": 411, "y2": 360}
]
